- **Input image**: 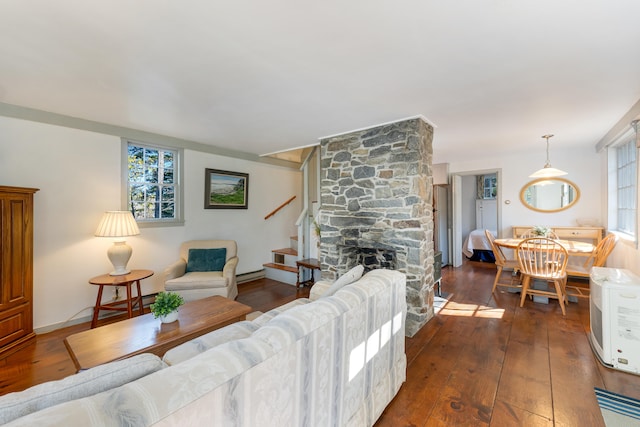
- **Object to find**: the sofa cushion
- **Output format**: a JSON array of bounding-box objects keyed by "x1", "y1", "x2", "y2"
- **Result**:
[
  {"x1": 322, "y1": 264, "x2": 364, "y2": 297},
  {"x1": 165, "y1": 271, "x2": 227, "y2": 289},
  {"x1": 0, "y1": 353, "x2": 165, "y2": 425},
  {"x1": 186, "y1": 248, "x2": 226, "y2": 272},
  {"x1": 163, "y1": 320, "x2": 259, "y2": 365}
]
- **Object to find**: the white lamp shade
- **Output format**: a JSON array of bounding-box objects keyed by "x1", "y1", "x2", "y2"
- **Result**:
[
  {"x1": 528, "y1": 166, "x2": 568, "y2": 178},
  {"x1": 95, "y1": 211, "x2": 140, "y2": 275},
  {"x1": 95, "y1": 211, "x2": 140, "y2": 237}
]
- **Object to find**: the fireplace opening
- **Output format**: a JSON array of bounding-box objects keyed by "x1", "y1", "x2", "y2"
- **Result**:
[
  {"x1": 359, "y1": 247, "x2": 396, "y2": 272},
  {"x1": 337, "y1": 245, "x2": 397, "y2": 274}
]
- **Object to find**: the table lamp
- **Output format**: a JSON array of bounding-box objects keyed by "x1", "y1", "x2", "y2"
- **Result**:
[{"x1": 95, "y1": 211, "x2": 140, "y2": 276}]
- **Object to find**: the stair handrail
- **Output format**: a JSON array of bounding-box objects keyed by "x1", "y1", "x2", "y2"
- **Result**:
[{"x1": 264, "y1": 196, "x2": 297, "y2": 220}]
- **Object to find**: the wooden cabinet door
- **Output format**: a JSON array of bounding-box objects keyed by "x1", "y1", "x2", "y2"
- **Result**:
[{"x1": 0, "y1": 187, "x2": 36, "y2": 354}]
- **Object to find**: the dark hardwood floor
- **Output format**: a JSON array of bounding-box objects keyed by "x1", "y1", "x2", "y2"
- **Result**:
[
  {"x1": 1, "y1": 264, "x2": 640, "y2": 426},
  {"x1": 377, "y1": 260, "x2": 640, "y2": 426}
]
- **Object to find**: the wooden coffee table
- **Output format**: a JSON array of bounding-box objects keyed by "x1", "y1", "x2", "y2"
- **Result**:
[{"x1": 64, "y1": 295, "x2": 251, "y2": 371}]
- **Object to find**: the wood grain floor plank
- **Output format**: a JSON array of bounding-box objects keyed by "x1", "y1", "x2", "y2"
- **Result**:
[
  {"x1": 427, "y1": 364, "x2": 499, "y2": 425},
  {"x1": 497, "y1": 339, "x2": 552, "y2": 419},
  {"x1": 426, "y1": 312, "x2": 511, "y2": 425},
  {"x1": 490, "y1": 400, "x2": 553, "y2": 426},
  {"x1": 376, "y1": 315, "x2": 477, "y2": 426},
  {"x1": 495, "y1": 304, "x2": 553, "y2": 419},
  {"x1": 548, "y1": 326, "x2": 606, "y2": 426},
  {"x1": 405, "y1": 311, "x2": 445, "y2": 365}
]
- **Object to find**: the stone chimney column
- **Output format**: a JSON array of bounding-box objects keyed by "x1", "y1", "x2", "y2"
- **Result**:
[{"x1": 318, "y1": 117, "x2": 435, "y2": 336}]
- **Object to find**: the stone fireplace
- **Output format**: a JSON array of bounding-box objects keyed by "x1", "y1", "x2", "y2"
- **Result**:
[{"x1": 318, "y1": 117, "x2": 435, "y2": 337}]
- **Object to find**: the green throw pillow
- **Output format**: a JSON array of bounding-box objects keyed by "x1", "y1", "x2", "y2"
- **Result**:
[{"x1": 186, "y1": 248, "x2": 227, "y2": 272}]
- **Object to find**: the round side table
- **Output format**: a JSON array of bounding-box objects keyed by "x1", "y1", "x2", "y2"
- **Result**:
[{"x1": 89, "y1": 269, "x2": 154, "y2": 328}]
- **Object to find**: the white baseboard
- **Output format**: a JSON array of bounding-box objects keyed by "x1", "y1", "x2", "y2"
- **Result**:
[
  {"x1": 237, "y1": 269, "x2": 266, "y2": 283},
  {"x1": 35, "y1": 294, "x2": 156, "y2": 334}
]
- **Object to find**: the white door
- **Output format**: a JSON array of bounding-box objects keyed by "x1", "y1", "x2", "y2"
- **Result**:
[{"x1": 476, "y1": 199, "x2": 497, "y2": 231}]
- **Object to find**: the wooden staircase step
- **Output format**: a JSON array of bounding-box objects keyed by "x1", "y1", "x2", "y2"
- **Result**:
[
  {"x1": 263, "y1": 263, "x2": 298, "y2": 273},
  {"x1": 290, "y1": 235, "x2": 298, "y2": 241},
  {"x1": 272, "y1": 248, "x2": 298, "y2": 256}
]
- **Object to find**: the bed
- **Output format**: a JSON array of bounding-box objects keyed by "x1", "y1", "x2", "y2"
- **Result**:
[{"x1": 463, "y1": 229, "x2": 496, "y2": 262}]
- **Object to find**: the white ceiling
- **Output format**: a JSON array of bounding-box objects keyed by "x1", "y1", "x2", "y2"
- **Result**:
[{"x1": 2, "y1": 1, "x2": 640, "y2": 163}]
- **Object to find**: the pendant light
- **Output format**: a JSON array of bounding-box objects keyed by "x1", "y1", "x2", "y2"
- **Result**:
[{"x1": 529, "y1": 134, "x2": 568, "y2": 178}]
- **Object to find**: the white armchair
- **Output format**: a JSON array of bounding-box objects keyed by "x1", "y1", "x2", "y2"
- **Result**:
[{"x1": 163, "y1": 240, "x2": 239, "y2": 301}]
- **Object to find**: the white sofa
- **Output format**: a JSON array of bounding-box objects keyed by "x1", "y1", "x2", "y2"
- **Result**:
[{"x1": 1, "y1": 269, "x2": 406, "y2": 426}]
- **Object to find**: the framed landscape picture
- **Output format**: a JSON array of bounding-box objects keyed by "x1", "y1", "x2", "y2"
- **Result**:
[{"x1": 204, "y1": 168, "x2": 249, "y2": 209}]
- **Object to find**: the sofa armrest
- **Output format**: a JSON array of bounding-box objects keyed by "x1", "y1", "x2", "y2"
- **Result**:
[
  {"x1": 309, "y1": 280, "x2": 333, "y2": 301},
  {"x1": 163, "y1": 259, "x2": 187, "y2": 281},
  {"x1": 223, "y1": 256, "x2": 239, "y2": 278}
]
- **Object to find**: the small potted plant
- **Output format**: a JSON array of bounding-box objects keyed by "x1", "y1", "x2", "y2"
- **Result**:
[
  {"x1": 150, "y1": 291, "x2": 184, "y2": 323},
  {"x1": 532, "y1": 225, "x2": 551, "y2": 237}
]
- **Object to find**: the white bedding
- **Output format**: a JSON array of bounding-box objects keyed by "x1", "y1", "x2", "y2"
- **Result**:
[{"x1": 463, "y1": 229, "x2": 496, "y2": 258}]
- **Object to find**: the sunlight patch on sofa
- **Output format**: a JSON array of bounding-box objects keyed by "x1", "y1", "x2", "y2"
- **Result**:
[
  {"x1": 380, "y1": 320, "x2": 391, "y2": 348},
  {"x1": 349, "y1": 310, "x2": 405, "y2": 382},
  {"x1": 366, "y1": 330, "x2": 380, "y2": 363},
  {"x1": 393, "y1": 312, "x2": 403, "y2": 334},
  {"x1": 349, "y1": 342, "x2": 366, "y2": 381}
]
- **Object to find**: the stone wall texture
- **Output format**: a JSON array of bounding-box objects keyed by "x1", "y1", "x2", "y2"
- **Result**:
[{"x1": 318, "y1": 117, "x2": 435, "y2": 337}]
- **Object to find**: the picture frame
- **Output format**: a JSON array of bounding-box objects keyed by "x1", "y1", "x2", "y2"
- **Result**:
[{"x1": 204, "y1": 168, "x2": 249, "y2": 209}]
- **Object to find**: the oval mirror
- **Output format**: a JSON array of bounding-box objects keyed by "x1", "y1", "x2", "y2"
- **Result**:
[{"x1": 520, "y1": 177, "x2": 580, "y2": 213}]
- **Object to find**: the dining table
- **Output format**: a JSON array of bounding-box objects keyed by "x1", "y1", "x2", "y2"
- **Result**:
[
  {"x1": 493, "y1": 237, "x2": 595, "y2": 257},
  {"x1": 492, "y1": 237, "x2": 595, "y2": 304}
]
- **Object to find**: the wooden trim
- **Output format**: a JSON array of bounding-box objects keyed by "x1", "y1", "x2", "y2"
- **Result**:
[{"x1": 264, "y1": 196, "x2": 296, "y2": 220}]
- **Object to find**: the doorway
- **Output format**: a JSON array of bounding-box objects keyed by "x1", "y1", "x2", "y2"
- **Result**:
[
  {"x1": 451, "y1": 169, "x2": 502, "y2": 267},
  {"x1": 433, "y1": 184, "x2": 450, "y2": 266}
]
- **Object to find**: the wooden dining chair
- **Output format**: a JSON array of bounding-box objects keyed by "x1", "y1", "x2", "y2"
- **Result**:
[
  {"x1": 565, "y1": 234, "x2": 617, "y2": 299},
  {"x1": 485, "y1": 229, "x2": 521, "y2": 293},
  {"x1": 566, "y1": 233, "x2": 617, "y2": 278},
  {"x1": 516, "y1": 237, "x2": 569, "y2": 315}
]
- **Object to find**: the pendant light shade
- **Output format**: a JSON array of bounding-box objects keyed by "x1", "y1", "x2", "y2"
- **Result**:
[{"x1": 529, "y1": 134, "x2": 568, "y2": 178}]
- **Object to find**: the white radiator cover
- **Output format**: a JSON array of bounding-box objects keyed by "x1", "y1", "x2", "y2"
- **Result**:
[{"x1": 590, "y1": 267, "x2": 640, "y2": 375}]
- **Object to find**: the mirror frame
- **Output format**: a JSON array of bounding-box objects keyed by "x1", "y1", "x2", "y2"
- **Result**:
[{"x1": 520, "y1": 177, "x2": 580, "y2": 213}]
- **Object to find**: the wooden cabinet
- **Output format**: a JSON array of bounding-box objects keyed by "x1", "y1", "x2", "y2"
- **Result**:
[
  {"x1": 512, "y1": 225, "x2": 604, "y2": 245},
  {"x1": 0, "y1": 186, "x2": 38, "y2": 357}
]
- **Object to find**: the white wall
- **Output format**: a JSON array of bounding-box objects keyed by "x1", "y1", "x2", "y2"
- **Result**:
[
  {"x1": 448, "y1": 144, "x2": 602, "y2": 238},
  {"x1": 0, "y1": 116, "x2": 301, "y2": 330}
]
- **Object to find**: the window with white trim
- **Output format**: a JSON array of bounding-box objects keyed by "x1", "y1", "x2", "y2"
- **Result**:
[
  {"x1": 608, "y1": 127, "x2": 637, "y2": 240},
  {"x1": 125, "y1": 140, "x2": 183, "y2": 226}
]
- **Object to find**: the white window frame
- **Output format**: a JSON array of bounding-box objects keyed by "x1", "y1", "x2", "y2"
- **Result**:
[
  {"x1": 122, "y1": 139, "x2": 184, "y2": 227},
  {"x1": 607, "y1": 126, "x2": 638, "y2": 243}
]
